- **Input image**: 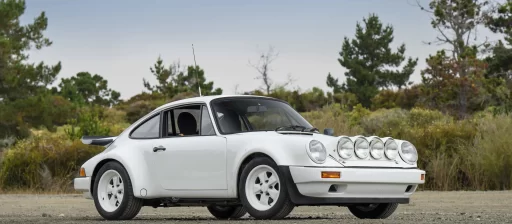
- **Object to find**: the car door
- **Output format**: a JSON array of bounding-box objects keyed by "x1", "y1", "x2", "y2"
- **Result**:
[{"x1": 146, "y1": 104, "x2": 227, "y2": 191}]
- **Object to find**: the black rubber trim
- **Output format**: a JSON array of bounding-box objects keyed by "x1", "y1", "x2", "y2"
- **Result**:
[{"x1": 278, "y1": 166, "x2": 410, "y2": 206}]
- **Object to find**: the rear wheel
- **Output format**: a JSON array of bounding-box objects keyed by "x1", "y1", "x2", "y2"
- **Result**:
[
  {"x1": 93, "y1": 161, "x2": 143, "y2": 220},
  {"x1": 348, "y1": 203, "x2": 398, "y2": 219},
  {"x1": 207, "y1": 204, "x2": 247, "y2": 219},
  {"x1": 239, "y1": 157, "x2": 295, "y2": 219}
]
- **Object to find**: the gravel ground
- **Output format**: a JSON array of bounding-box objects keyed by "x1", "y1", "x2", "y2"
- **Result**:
[{"x1": 0, "y1": 191, "x2": 511, "y2": 223}]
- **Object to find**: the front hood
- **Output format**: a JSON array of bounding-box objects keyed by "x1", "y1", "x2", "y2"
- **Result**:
[
  {"x1": 227, "y1": 131, "x2": 417, "y2": 168},
  {"x1": 230, "y1": 130, "x2": 338, "y2": 153}
]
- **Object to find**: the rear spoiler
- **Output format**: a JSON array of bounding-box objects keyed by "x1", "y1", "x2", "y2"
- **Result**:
[{"x1": 81, "y1": 136, "x2": 117, "y2": 146}]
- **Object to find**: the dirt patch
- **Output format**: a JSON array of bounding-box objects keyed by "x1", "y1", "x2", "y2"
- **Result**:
[{"x1": 0, "y1": 191, "x2": 511, "y2": 223}]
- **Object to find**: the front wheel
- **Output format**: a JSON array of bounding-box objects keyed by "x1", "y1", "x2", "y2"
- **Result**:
[
  {"x1": 347, "y1": 203, "x2": 399, "y2": 219},
  {"x1": 207, "y1": 204, "x2": 247, "y2": 219},
  {"x1": 239, "y1": 157, "x2": 295, "y2": 219},
  {"x1": 93, "y1": 161, "x2": 143, "y2": 220}
]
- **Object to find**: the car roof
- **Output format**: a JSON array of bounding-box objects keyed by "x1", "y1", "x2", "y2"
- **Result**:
[{"x1": 152, "y1": 94, "x2": 277, "y2": 111}]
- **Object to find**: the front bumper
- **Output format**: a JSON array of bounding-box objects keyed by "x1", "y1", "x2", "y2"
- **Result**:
[
  {"x1": 280, "y1": 166, "x2": 425, "y2": 206},
  {"x1": 73, "y1": 177, "x2": 92, "y2": 199}
]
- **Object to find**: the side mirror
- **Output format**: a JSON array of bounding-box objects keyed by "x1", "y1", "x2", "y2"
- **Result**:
[{"x1": 323, "y1": 128, "x2": 334, "y2": 136}]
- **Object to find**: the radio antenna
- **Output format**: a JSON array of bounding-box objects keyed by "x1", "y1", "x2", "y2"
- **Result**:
[{"x1": 191, "y1": 44, "x2": 202, "y2": 97}]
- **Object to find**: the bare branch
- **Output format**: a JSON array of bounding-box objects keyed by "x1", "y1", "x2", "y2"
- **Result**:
[
  {"x1": 414, "y1": 0, "x2": 434, "y2": 13},
  {"x1": 248, "y1": 45, "x2": 280, "y2": 95},
  {"x1": 436, "y1": 26, "x2": 454, "y2": 45}
]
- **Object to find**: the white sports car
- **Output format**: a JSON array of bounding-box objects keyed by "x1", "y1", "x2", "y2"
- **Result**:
[{"x1": 74, "y1": 95, "x2": 425, "y2": 220}]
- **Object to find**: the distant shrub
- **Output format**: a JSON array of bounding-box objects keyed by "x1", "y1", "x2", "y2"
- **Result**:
[
  {"x1": 460, "y1": 114, "x2": 512, "y2": 190},
  {"x1": 408, "y1": 108, "x2": 450, "y2": 127},
  {"x1": 124, "y1": 101, "x2": 157, "y2": 123},
  {"x1": 101, "y1": 108, "x2": 130, "y2": 136},
  {"x1": 0, "y1": 131, "x2": 103, "y2": 191},
  {"x1": 64, "y1": 107, "x2": 111, "y2": 140},
  {"x1": 169, "y1": 92, "x2": 199, "y2": 102},
  {"x1": 360, "y1": 108, "x2": 409, "y2": 137},
  {"x1": 0, "y1": 136, "x2": 16, "y2": 150},
  {"x1": 409, "y1": 120, "x2": 475, "y2": 190},
  {"x1": 102, "y1": 108, "x2": 127, "y2": 126},
  {"x1": 347, "y1": 104, "x2": 371, "y2": 128},
  {"x1": 302, "y1": 104, "x2": 362, "y2": 136},
  {"x1": 371, "y1": 89, "x2": 401, "y2": 110},
  {"x1": 408, "y1": 119, "x2": 477, "y2": 160},
  {"x1": 332, "y1": 92, "x2": 359, "y2": 111}
]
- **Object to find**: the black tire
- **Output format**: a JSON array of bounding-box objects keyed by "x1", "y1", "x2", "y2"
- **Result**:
[
  {"x1": 239, "y1": 157, "x2": 295, "y2": 220},
  {"x1": 348, "y1": 203, "x2": 399, "y2": 219},
  {"x1": 92, "y1": 161, "x2": 143, "y2": 220},
  {"x1": 206, "y1": 204, "x2": 247, "y2": 219}
]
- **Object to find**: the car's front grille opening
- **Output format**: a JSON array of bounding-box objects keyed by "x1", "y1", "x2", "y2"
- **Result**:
[{"x1": 328, "y1": 184, "x2": 338, "y2": 193}]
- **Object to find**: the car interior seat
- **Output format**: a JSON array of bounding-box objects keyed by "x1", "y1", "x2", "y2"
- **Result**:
[
  {"x1": 177, "y1": 112, "x2": 198, "y2": 135},
  {"x1": 219, "y1": 110, "x2": 242, "y2": 134}
]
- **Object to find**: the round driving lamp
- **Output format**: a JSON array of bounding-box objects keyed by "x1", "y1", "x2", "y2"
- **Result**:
[
  {"x1": 354, "y1": 137, "x2": 370, "y2": 159},
  {"x1": 337, "y1": 137, "x2": 354, "y2": 159},
  {"x1": 400, "y1": 141, "x2": 418, "y2": 164},
  {"x1": 307, "y1": 140, "x2": 327, "y2": 164},
  {"x1": 384, "y1": 139, "x2": 399, "y2": 160},
  {"x1": 369, "y1": 138, "x2": 384, "y2": 159}
]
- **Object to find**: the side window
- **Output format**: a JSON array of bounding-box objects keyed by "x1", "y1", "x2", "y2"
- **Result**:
[
  {"x1": 200, "y1": 106, "x2": 215, "y2": 136},
  {"x1": 130, "y1": 113, "x2": 161, "y2": 138},
  {"x1": 173, "y1": 105, "x2": 201, "y2": 136}
]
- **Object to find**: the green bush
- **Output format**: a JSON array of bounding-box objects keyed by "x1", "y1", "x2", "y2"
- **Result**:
[
  {"x1": 347, "y1": 104, "x2": 371, "y2": 128},
  {"x1": 408, "y1": 107, "x2": 450, "y2": 127},
  {"x1": 302, "y1": 104, "x2": 363, "y2": 136},
  {"x1": 64, "y1": 107, "x2": 111, "y2": 140},
  {"x1": 124, "y1": 100, "x2": 157, "y2": 123},
  {"x1": 0, "y1": 131, "x2": 103, "y2": 191},
  {"x1": 461, "y1": 114, "x2": 512, "y2": 190},
  {"x1": 360, "y1": 108, "x2": 409, "y2": 137}
]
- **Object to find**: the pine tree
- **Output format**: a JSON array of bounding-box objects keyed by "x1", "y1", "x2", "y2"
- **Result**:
[{"x1": 327, "y1": 13, "x2": 418, "y2": 108}]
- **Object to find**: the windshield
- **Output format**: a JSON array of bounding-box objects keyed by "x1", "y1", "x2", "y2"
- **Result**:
[{"x1": 210, "y1": 97, "x2": 314, "y2": 134}]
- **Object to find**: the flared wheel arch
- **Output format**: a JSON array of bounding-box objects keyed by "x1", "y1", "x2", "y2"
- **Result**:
[
  {"x1": 90, "y1": 159, "x2": 131, "y2": 196},
  {"x1": 236, "y1": 152, "x2": 278, "y2": 198}
]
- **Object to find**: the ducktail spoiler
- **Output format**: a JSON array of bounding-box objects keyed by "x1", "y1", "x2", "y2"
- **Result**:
[{"x1": 81, "y1": 136, "x2": 117, "y2": 146}]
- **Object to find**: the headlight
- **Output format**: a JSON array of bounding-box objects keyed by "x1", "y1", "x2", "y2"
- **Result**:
[
  {"x1": 307, "y1": 140, "x2": 327, "y2": 163},
  {"x1": 384, "y1": 139, "x2": 399, "y2": 160},
  {"x1": 337, "y1": 137, "x2": 354, "y2": 159},
  {"x1": 400, "y1": 141, "x2": 418, "y2": 164},
  {"x1": 354, "y1": 137, "x2": 370, "y2": 159},
  {"x1": 370, "y1": 138, "x2": 384, "y2": 159}
]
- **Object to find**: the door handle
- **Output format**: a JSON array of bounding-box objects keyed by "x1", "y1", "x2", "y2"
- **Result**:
[{"x1": 153, "y1": 146, "x2": 166, "y2": 152}]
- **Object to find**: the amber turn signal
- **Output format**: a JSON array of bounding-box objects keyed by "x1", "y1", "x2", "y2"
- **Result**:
[
  {"x1": 321, "y1": 171, "x2": 341, "y2": 179},
  {"x1": 79, "y1": 167, "x2": 86, "y2": 177},
  {"x1": 421, "y1": 174, "x2": 425, "y2": 181}
]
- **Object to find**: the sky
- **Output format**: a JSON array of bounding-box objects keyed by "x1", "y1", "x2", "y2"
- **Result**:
[{"x1": 21, "y1": 0, "x2": 502, "y2": 100}]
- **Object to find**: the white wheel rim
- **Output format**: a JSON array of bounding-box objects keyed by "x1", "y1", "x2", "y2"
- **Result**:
[
  {"x1": 97, "y1": 170, "x2": 124, "y2": 212},
  {"x1": 245, "y1": 165, "x2": 280, "y2": 211}
]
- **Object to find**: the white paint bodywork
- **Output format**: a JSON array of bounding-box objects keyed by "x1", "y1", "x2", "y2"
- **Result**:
[{"x1": 74, "y1": 95, "x2": 425, "y2": 202}]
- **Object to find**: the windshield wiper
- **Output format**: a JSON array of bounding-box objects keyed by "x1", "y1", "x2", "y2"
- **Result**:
[
  {"x1": 275, "y1": 125, "x2": 319, "y2": 132},
  {"x1": 275, "y1": 125, "x2": 307, "y2": 132},
  {"x1": 305, "y1": 127, "x2": 319, "y2": 132}
]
